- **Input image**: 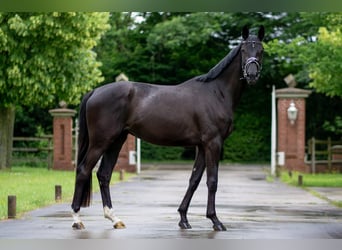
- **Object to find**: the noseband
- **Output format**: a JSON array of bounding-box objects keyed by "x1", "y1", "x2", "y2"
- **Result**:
[
  {"x1": 242, "y1": 57, "x2": 261, "y2": 80},
  {"x1": 240, "y1": 41, "x2": 262, "y2": 83}
]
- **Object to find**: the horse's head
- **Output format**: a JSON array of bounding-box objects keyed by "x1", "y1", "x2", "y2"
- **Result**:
[{"x1": 240, "y1": 25, "x2": 265, "y2": 85}]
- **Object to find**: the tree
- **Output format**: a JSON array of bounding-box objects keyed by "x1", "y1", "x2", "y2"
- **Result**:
[
  {"x1": 308, "y1": 26, "x2": 342, "y2": 97},
  {"x1": 266, "y1": 13, "x2": 342, "y2": 97},
  {"x1": 94, "y1": 12, "x2": 137, "y2": 84},
  {"x1": 0, "y1": 12, "x2": 110, "y2": 169}
]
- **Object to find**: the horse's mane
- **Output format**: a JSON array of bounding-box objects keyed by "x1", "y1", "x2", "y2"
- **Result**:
[{"x1": 195, "y1": 44, "x2": 241, "y2": 82}]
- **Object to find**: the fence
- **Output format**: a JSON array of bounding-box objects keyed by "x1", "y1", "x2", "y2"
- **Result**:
[
  {"x1": 12, "y1": 119, "x2": 79, "y2": 169},
  {"x1": 305, "y1": 137, "x2": 342, "y2": 173},
  {"x1": 12, "y1": 136, "x2": 53, "y2": 169}
]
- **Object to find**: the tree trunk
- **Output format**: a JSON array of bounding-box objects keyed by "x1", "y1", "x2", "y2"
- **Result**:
[{"x1": 0, "y1": 105, "x2": 15, "y2": 169}]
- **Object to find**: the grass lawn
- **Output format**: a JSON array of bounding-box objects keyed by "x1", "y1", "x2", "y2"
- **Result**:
[
  {"x1": 280, "y1": 171, "x2": 342, "y2": 187},
  {"x1": 0, "y1": 167, "x2": 134, "y2": 220}
]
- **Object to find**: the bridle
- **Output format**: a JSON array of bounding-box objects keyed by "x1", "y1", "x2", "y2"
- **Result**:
[
  {"x1": 240, "y1": 41, "x2": 263, "y2": 83},
  {"x1": 242, "y1": 57, "x2": 261, "y2": 79}
]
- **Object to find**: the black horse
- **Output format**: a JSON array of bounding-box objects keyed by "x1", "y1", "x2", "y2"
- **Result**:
[{"x1": 71, "y1": 25, "x2": 265, "y2": 231}]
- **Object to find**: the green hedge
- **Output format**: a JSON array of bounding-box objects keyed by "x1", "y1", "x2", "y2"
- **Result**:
[
  {"x1": 141, "y1": 141, "x2": 185, "y2": 161},
  {"x1": 141, "y1": 113, "x2": 270, "y2": 163},
  {"x1": 223, "y1": 113, "x2": 270, "y2": 162}
]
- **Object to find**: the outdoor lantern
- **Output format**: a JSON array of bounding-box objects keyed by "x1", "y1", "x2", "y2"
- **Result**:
[{"x1": 287, "y1": 100, "x2": 298, "y2": 125}]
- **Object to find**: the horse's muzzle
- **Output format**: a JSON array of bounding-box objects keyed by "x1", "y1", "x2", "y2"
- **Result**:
[
  {"x1": 246, "y1": 77, "x2": 258, "y2": 85},
  {"x1": 242, "y1": 57, "x2": 261, "y2": 85}
]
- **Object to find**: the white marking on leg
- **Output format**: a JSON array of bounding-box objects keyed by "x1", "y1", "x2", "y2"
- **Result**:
[
  {"x1": 103, "y1": 206, "x2": 123, "y2": 225},
  {"x1": 71, "y1": 210, "x2": 85, "y2": 229},
  {"x1": 72, "y1": 211, "x2": 82, "y2": 224}
]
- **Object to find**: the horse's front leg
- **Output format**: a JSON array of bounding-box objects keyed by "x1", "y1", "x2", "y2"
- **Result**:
[
  {"x1": 205, "y1": 139, "x2": 227, "y2": 231},
  {"x1": 178, "y1": 146, "x2": 205, "y2": 229},
  {"x1": 72, "y1": 210, "x2": 85, "y2": 229}
]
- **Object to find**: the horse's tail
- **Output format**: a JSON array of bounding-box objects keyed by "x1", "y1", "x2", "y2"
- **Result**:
[{"x1": 77, "y1": 90, "x2": 94, "y2": 207}]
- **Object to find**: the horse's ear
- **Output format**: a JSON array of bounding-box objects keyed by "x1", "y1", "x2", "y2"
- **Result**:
[
  {"x1": 258, "y1": 25, "x2": 265, "y2": 41},
  {"x1": 242, "y1": 25, "x2": 249, "y2": 40}
]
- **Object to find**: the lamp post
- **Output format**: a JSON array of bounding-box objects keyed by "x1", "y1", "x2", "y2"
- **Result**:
[{"x1": 287, "y1": 100, "x2": 298, "y2": 125}]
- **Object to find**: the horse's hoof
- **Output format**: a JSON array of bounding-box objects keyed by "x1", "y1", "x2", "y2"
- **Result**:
[
  {"x1": 178, "y1": 220, "x2": 192, "y2": 229},
  {"x1": 72, "y1": 222, "x2": 85, "y2": 230},
  {"x1": 114, "y1": 221, "x2": 126, "y2": 229},
  {"x1": 213, "y1": 223, "x2": 227, "y2": 231}
]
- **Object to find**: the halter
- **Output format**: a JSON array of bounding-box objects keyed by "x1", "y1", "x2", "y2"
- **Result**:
[
  {"x1": 240, "y1": 40, "x2": 262, "y2": 83},
  {"x1": 242, "y1": 57, "x2": 261, "y2": 80}
]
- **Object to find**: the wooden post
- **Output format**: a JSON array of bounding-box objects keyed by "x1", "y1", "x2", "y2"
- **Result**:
[
  {"x1": 55, "y1": 185, "x2": 62, "y2": 202},
  {"x1": 119, "y1": 169, "x2": 125, "y2": 181},
  {"x1": 298, "y1": 175, "x2": 303, "y2": 186},
  {"x1": 8, "y1": 195, "x2": 16, "y2": 219},
  {"x1": 327, "y1": 137, "x2": 332, "y2": 172},
  {"x1": 311, "y1": 137, "x2": 316, "y2": 174}
]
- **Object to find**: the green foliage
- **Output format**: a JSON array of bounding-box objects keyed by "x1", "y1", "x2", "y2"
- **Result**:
[
  {"x1": 223, "y1": 113, "x2": 270, "y2": 162},
  {"x1": 94, "y1": 12, "x2": 139, "y2": 84},
  {"x1": 141, "y1": 141, "x2": 184, "y2": 161},
  {"x1": 14, "y1": 105, "x2": 52, "y2": 136},
  {"x1": 146, "y1": 13, "x2": 221, "y2": 51},
  {"x1": 0, "y1": 12, "x2": 110, "y2": 107},
  {"x1": 266, "y1": 13, "x2": 342, "y2": 98},
  {"x1": 323, "y1": 116, "x2": 342, "y2": 136},
  {"x1": 308, "y1": 26, "x2": 342, "y2": 97}
]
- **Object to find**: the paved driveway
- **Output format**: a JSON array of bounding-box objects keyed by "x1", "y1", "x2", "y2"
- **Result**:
[{"x1": 0, "y1": 164, "x2": 342, "y2": 239}]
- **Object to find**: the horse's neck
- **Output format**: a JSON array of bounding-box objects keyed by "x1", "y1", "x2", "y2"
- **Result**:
[{"x1": 217, "y1": 55, "x2": 246, "y2": 111}]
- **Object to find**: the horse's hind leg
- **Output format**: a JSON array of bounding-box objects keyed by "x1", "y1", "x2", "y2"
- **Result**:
[
  {"x1": 178, "y1": 146, "x2": 206, "y2": 229},
  {"x1": 97, "y1": 132, "x2": 127, "y2": 229},
  {"x1": 72, "y1": 147, "x2": 105, "y2": 229},
  {"x1": 205, "y1": 138, "x2": 226, "y2": 231}
]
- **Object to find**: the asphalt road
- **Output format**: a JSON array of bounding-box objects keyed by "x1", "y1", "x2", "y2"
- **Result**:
[{"x1": 1, "y1": 164, "x2": 342, "y2": 239}]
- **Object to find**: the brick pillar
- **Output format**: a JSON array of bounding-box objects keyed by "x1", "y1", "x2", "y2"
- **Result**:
[
  {"x1": 115, "y1": 134, "x2": 136, "y2": 172},
  {"x1": 276, "y1": 87, "x2": 311, "y2": 172},
  {"x1": 49, "y1": 108, "x2": 76, "y2": 171}
]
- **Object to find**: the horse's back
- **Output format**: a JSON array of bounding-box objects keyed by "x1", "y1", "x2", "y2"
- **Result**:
[
  {"x1": 89, "y1": 82, "x2": 132, "y2": 102},
  {"x1": 84, "y1": 80, "x2": 213, "y2": 147}
]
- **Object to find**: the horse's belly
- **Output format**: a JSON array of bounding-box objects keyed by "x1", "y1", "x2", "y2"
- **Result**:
[{"x1": 127, "y1": 116, "x2": 200, "y2": 147}]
